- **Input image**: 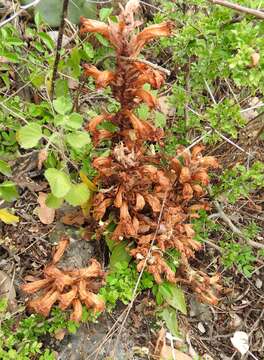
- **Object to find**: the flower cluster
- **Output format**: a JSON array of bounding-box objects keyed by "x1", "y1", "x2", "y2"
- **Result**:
[{"x1": 21, "y1": 237, "x2": 105, "y2": 321}]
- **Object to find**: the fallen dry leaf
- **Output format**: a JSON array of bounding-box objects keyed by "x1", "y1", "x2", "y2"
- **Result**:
[
  {"x1": 37, "y1": 149, "x2": 48, "y2": 170},
  {"x1": 251, "y1": 52, "x2": 260, "y2": 67},
  {"x1": 160, "y1": 345, "x2": 192, "y2": 360},
  {"x1": 37, "y1": 192, "x2": 55, "y2": 224}
]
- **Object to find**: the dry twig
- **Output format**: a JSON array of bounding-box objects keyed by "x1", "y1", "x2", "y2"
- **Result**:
[{"x1": 209, "y1": 0, "x2": 264, "y2": 19}]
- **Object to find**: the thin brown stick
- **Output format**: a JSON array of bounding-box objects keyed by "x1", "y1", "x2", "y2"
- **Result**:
[
  {"x1": 212, "y1": 198, "x2": 264, "y2": 250},
  {"x1": 208, "y1": 0, "x2": 264, "y2": 19},
  {"x1": 50, "y1": 0, "x2": 70, "y2": 100}
]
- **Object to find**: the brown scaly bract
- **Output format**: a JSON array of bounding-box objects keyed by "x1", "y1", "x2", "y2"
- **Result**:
[
  {"x1": 80, "y1": 0, "x2": 221, "y2": 305},
  {"x1": 21, "y1": 237, "x2": 105, "y2": 321}
]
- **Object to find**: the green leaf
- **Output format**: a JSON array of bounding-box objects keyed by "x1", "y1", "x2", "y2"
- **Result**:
[
  {"x1": 55, "y1": 79, "x2": 69, "y2": 98},
  {"x1": 155, "y1": 111, "x2": 166, "y2": 128},
  {"x1": 38, "y1": 32, "x2": 54, "y2": 50},
  {"x1": 44, "y1": 168, "x2": 71, "y2": 198},
  {"x1": 68, "y1": 48, "x2": 81, "y2": 78},
  {"x1": 0, "y1": 209, "x2": 19, "y2": 224},
  {"x1": 99, "y1": 7, "x2": 113, "y2": 21},
  {"x1": 158, "y1": 282, "x2": 187, "y2": 315},
  {"x1": 109, "y1": 241, "x2": 131, "y2": 271},
  {"x1": 98, "y1": 121, "x2": 119, "y2": 133},
  {"x1": 95, "y1": 33, "x2": 110, "y2": 47},
  {"x1": 0, "y1": 160, "x2": 11, "y2": 176},
  {"x1": 83, "y1": 43, "x2": 94, "y2": 60},
  {"x1": 67, "y1": 113, "x2": 83, "y2": 129},
  {"x1": 66, "y1": 132, "x2": 91, "y2": 149},
  {"x1": 67, "y1": 320, "x2": 79, "y2": 333},
  {"x1": 160, "y1": 306, "x2": 179, "y2": 337},
  {"x1": 53, "y1": 96, "x2": 72, "y2": 115},
  {"x1": 137, "y1": 103, "x2": 149, "y2": 120},
  {"x1": 17, "y1": 123, "x2": 42, "y2": 149},
  {"x1": 0, "y1": 181, "x2": 18, "y2": 202},
  {"x1": 65, "y1": 183, "x2": 90, "y2": 206},
  {"x1": 45, "y1": 193, "x2": 63, "y2": 209},
  {"x1": 0, "y1": 298, "x2": 8, "y2": 312}
]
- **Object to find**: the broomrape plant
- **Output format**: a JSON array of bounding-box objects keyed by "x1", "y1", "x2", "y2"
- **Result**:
[{"x1": 22, "y1": 0, "x2": 222, "y2": 320}]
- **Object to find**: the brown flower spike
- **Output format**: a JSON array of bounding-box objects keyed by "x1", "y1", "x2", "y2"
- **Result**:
[
  {"x1": 21, "y1": 237, "x2": 105, "y2": 321},
  {"x1": 80, "y1": 0, "x2": 221, "y2": 305}
]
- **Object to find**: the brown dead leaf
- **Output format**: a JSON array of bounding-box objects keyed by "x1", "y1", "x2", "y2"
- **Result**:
[
  {"x1": 54, "y1": 328, "x2": 66, "y2": 341},
  {"x1": 61, "y1": 210, "x2": 86, "y2": 226},
  {"x1": 251, "y1": 52, "x2": 260, "y2": 67},
  {"x1": 160, "y1": 345, "x2": 192, "y2": 360},
  {"x1": 37, "y1": 192, "x2": 55, "y2": 225},
  {"x1": 37, "y1": 149, "x2": 48, "y2": 170}
]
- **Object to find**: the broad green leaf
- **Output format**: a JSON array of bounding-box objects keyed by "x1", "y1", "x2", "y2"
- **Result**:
[
  {"x1": 0, "y1": 160, "x2": 11, "y2": 176},
  {"x1": 160, "y1": 306, "x2": 179, "y2": 337},
  {"x1": 109, "y1": 241, "x2": 131, "y2": 271},
  {"x1": 99, "y1": 7, "x2": 113, "y2": 21},
  {"x1": 44, "y1": 168, "x2": 71, "y2": 198},
  {"x1": 53, "y1": 96, "x2": 72, "y2": 115},
  {"x1": 66, "y1": 132, "x2": 91, "y2": 149},
  {"x1": 21, "y1": 0, "x2": 96, "y2": 27},
  {"x1": 45, "y1": 193, "x2": 63, "y2": 209},
  {"x1": 158, "y1": 282, "x2": 187, "y2": 315},
  {"x1": 17, "y1": 123, "x2": 42, "y2": 149},
  {"x1": 67, "y1": 113, "x2": 83, "y2": 129},
  {"x1": 65, "y1": 183, "x2": 90, "y2": 206},
  {"x1": 0, "y1": 181, "x2": 18, "y2": 202},
  {"x1": 0, "y1": 209, "x2": 19, "y2": 224},
  {"x1": 55, "y1": 79, "x2": 69, "y2": 98}
]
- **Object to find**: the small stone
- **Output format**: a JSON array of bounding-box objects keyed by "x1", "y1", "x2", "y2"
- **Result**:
[
  {"x1": 197, "y1": 322, "x2": 206, "y2": 334},
  {"x1": 255, "y1": 278, "x2": 262, "y2": 289}
]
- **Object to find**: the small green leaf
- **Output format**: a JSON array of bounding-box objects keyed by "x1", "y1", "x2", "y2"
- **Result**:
[
  {"x1": 65, "y1": 183, "x2": 90, "y2": 206},
  {"x1": 99, "y1": 7, "x2": 113, "y2": 21},
  {"x1": 83, "y1": 42, "x2": 94, "y2": 60},
  {"x1": 0, "y1": 160, "x2": 11, "y2": 176},
  {"x1": 45, "y1": 193, "x2": 63, "y2": 209},
  {"x1": 95, "y1": 33, "x2": 110, "y2": 47},
  {"x1": 53, "y1": 96, "x2": 72, "y2": 115},
  {"x1": 38, "y1": 32, "x2": 54, "y2": 50},
  {"x1": 158, "y1": 282, "x2": 187, "y2": 315},
  {"x1": 155, "y1": 111, "x2": 166, "y2": 128},
  {"x1": 98, "y1": 121, "x2": 119, "y2": 133},
  {"x1": 160, "y1": 306, "x2": 179, "y2": 337},
  {"x1": 137, "y1": 103, "x2": 149, "y2": 120},
  {"x1": 0, "y1": 298, "x2": 8, "y2": 312},
  {"x1": 109, "y1": 241, "x2": 131, "y2": 271},
  {"x1": 17, "y1": 123, "x2": 42, "y2": 149},
  {"x1": 0, "y1": 181, "x2": 18, "y2": 202},
  {"x1": 67, "y1": 320, "x2": 79, "y2": 333},
  {"x1": 66, "y1": 132, "x2": 91, "y2": 149},
  {"x1": 44, "y1": 168, "x2": 71, "y2": 198}
]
